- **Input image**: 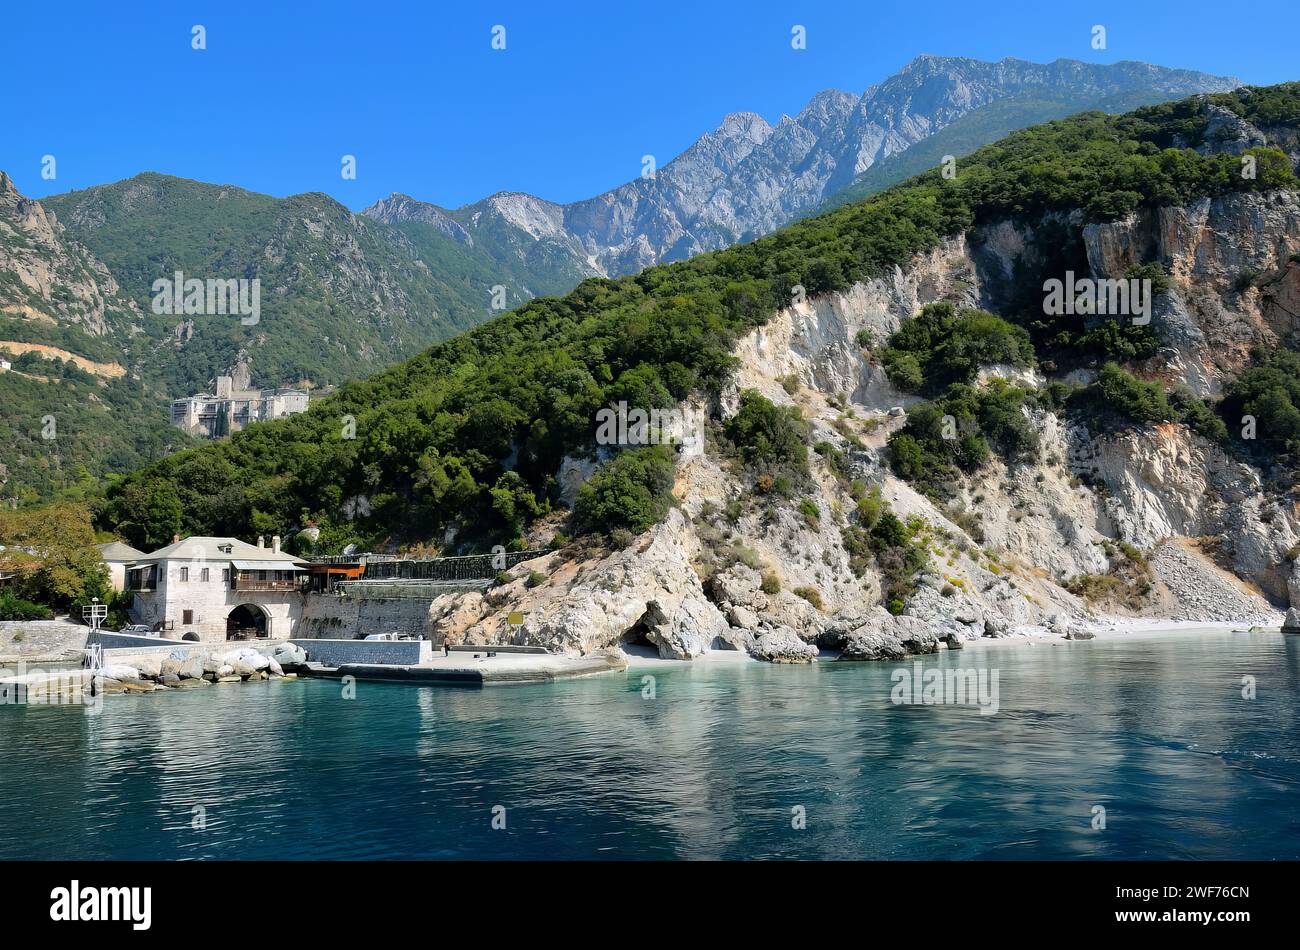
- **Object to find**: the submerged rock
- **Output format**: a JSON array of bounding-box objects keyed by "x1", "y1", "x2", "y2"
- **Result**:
[{"x1": 1283, "y1": 608, "x2": 1300, "y2": 634}]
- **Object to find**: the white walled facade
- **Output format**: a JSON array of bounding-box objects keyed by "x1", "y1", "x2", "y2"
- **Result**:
[
  {"x1": 124, "y1": 537, "x2": 307, "y2": 643},
  {"x1": 128, "y1": 561, "x2": 304, "y2": 642}
]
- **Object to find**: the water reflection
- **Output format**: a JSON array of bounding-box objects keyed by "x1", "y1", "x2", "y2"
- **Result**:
[{"x1": 1, "y1": 631, "x2": 1297, "y2": 859}]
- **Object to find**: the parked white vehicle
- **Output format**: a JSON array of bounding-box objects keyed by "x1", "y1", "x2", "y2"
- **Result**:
[
  {"x1": 120, "y1": 624, "x2": 158, "y2": 636},
  {"x1": 363, "y1": 633, "x2": 414, "y2": 641}
]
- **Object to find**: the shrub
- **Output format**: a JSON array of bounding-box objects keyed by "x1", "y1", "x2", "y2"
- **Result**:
[
  {"x1": 882, "y1": 303, "x2": 1034, "y2": 395},
  {"x1": 798, "y1": 498, "x2": 821, "y2": 528},
  {"x1": 725, "y1": 390, "x2": 810, "y2": 470},
  {"x1": 792, "y1": 586, "x2": 824, "y2": 610},
  {"x1": 760, "y1": 572, "x2": 781, "y2": 595},
  {"x1": 887, "y1": 381, "x2": 1038, "y2": 498},
  {"x1": 0, "y1": 591, "x2": 53, "y2": 621},
  {"x1": 572, "y1": 446, "x2": 676, "y2": 536},
  {"x1": 526, "y1": 571, "x2": 546, "y2": 589}
]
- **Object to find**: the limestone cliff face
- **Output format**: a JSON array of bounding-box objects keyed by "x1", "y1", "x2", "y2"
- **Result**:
[
  {"x1": 0, "y1": 171, "x2": 137, "y2": 336},
  {"x1": 436, "y1": 178, "x2": 1299, "y2": 659},
  {"x1": 1082, "y1": 191, "x2": 1300, "y2": 393}
]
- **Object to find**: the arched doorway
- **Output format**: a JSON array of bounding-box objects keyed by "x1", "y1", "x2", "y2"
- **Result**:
[{"x1": 226, "y1": 603, "x2": 268, "y2": 641}]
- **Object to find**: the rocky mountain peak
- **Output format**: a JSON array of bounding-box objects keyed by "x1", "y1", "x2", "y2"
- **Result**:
[{"x1": 361, "y1": 191, "x2": 473, "y2": 245}]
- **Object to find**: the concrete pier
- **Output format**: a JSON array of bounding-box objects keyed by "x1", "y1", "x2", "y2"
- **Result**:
[{"x1": 302, "y1": 651, "x2": 628, "y2": 686}]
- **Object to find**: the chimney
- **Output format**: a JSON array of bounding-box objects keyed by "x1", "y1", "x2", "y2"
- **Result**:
[
  {"x1": 272, "y1": 535, "x2": 281, "y2": 554},
  {"x1": 257, "y1": 536, "x2": 265, "y2": 549}
]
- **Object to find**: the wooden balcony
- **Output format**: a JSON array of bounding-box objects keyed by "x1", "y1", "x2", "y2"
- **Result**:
[{"x1": 232, "y1": 576, "x2": 307, "y2": 592}]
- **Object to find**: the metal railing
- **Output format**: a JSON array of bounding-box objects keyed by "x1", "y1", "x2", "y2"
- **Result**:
[
  {"x1": 334, "y1": 579, "x2": 494, "y2": 600},
  {"x1": 361, "y1": 550, "x2": 548, "y2": 582}
]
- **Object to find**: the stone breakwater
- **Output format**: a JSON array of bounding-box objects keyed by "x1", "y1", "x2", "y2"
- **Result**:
[{"x1": 95, "y1": 642, "x2": 309, "y2": 694}]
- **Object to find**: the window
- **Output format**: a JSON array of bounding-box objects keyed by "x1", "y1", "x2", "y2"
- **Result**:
[
  {"x1": 180, "y1": 567, "x2": 189, "y2": 582},
  {"x1": 201, "y1": 568, "x2": 210, "y2": 583},
  {"x1": 182, "y1": 610, "x2": 193, "y2": 625},
  {"x1": 222, "y1": 568, "x2": 230, "y2": 584}
]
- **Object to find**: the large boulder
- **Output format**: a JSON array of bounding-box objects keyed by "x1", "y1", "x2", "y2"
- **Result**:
[
  {"x1": 1283, "y1": 607, "x2": 1300, "y2": 634},
  {"x1": 179, "y1": 656, "x2": 205, "y2": 680},
  {"x1": 1063, "y1": 623, "x2": 1097, "y2": 641},
  {"x1": 838, "y1": 614, "x2": 942, "y2": 661},
  {"x1": 270, "y1": 643, "x2": 308, "y2": 667},
  {"x1": 709, "y1": 563, "x2": 768, "y2": 611},
  {"x1": 100, "y1": 663, "x2": 142, "y2": 682},
  {"x1": 750, "y1": 626, "x2": 818, "y2": 664},
  {"x1": 641, "y1": 596, "x2": 730, "y2": 660},
  {"x1": 134, "y1": 655, "x2": 164, "y2": 678}
]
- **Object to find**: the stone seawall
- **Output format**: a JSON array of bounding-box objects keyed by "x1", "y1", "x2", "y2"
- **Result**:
[
  {"x1": 0, "y1": 621, "x2": 88, "y2": 662},
  {"x1": 288, "y1": 638, "x2": 432, "y2": 666},
  {"x1": 298, "y1": 594, "x2": 435, "y2": 641}
]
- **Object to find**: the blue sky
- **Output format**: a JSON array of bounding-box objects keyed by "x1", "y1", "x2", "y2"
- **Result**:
[{"x1": 4, "y1": 0, "x2": 1292, "y2": 210}]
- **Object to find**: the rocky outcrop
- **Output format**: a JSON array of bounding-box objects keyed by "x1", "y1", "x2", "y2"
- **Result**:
[
  {"x1": 85, "y1": 643, "x2": 305, "y2": 695},
  {"x1": 751, "y1": 627, "x2": 819, "y2": 663},
  {"x1": 0, "y1": 171, "x2": 137, "y2": 335},
  {"x1": 837, "y1": 614, "x2": 944, "y2": 661}
]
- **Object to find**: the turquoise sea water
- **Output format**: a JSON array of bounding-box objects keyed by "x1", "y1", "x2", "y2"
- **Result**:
[{"x1": 2, "y1": 630, "x2": 1299, "y2": 860}]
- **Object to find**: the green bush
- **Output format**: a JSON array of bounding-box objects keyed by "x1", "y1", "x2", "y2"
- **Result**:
[
  {"x1": 887, "y1": 381, "x2": 1038, "y2": 497},
  {"x1": 0, "y1": 590, "x2": 53, "y2": 621},
  {"x1": 572, "y1": 446, "x2": 676, "y2": 537},
  {"x1": 798, "y1": 498, "x2": 821, "y2": 528},
  {"x1": 792, "y1": 586, "x2": 824, "y2": 610},
  {"x1": 724, "y1": 390, "x2": 809, "y2": 471},
  {"x1": 882, "y1": 303, "x2": 1034, "y2": 395}
]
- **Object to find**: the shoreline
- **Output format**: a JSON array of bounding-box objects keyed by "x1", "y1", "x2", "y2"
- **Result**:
[{"x1": 621, "y1": 618, "x2": 1285, "y2": 668}]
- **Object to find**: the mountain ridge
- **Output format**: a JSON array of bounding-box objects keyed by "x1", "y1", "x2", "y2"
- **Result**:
[{"x1": 362, "y1": 55, "x2": 1241, "y2": 278}]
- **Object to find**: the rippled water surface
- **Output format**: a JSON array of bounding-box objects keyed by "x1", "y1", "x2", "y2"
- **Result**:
[{"x1": 3, "y1": 630, "x2": 1299, "y2": 859}]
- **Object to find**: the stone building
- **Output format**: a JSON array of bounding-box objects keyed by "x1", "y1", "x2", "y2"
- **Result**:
[
  {"x1": 96, "y1": 540, "x2": 145, "y2": 591},
  {"x1": 124, "y1": 535, "x2": 308, "y2": 642},
  {"x1": 171, "y1": 374, "x2": 309, "y2": 438}
]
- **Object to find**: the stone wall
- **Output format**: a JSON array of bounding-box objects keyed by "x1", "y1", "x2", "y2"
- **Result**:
[
  {"x1": 87, "y1": 631, "x2": 190, "y2": 650},
  {"x1": 287, "y1": 638, "x2": 432, "y2": 666},
  {"x1": 297, "y1": 593, "x2": 435, "y2": 640},
  {"x1": 0, "y1": 621, "x2": 88, "y2": 662}
]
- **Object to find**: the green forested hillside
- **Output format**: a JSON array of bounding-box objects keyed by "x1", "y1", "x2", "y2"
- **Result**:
[
  {"x1": 0, "y1": 360, "x2": 189, "y2": 506},
  {"x1": 816, "y1": 86, "x2": 1220, "y2": 213},
  {"x1": 98, "y1": 85, "x2": 1300, "y2": 552},
  {"x1": 43, "y1": 175, "x2": 542, "y2": 396}
]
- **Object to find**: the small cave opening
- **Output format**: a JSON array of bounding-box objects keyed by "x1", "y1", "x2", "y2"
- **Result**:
[{"x1": 620, "y1": 603, "x2": 664, "y2": 657}]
